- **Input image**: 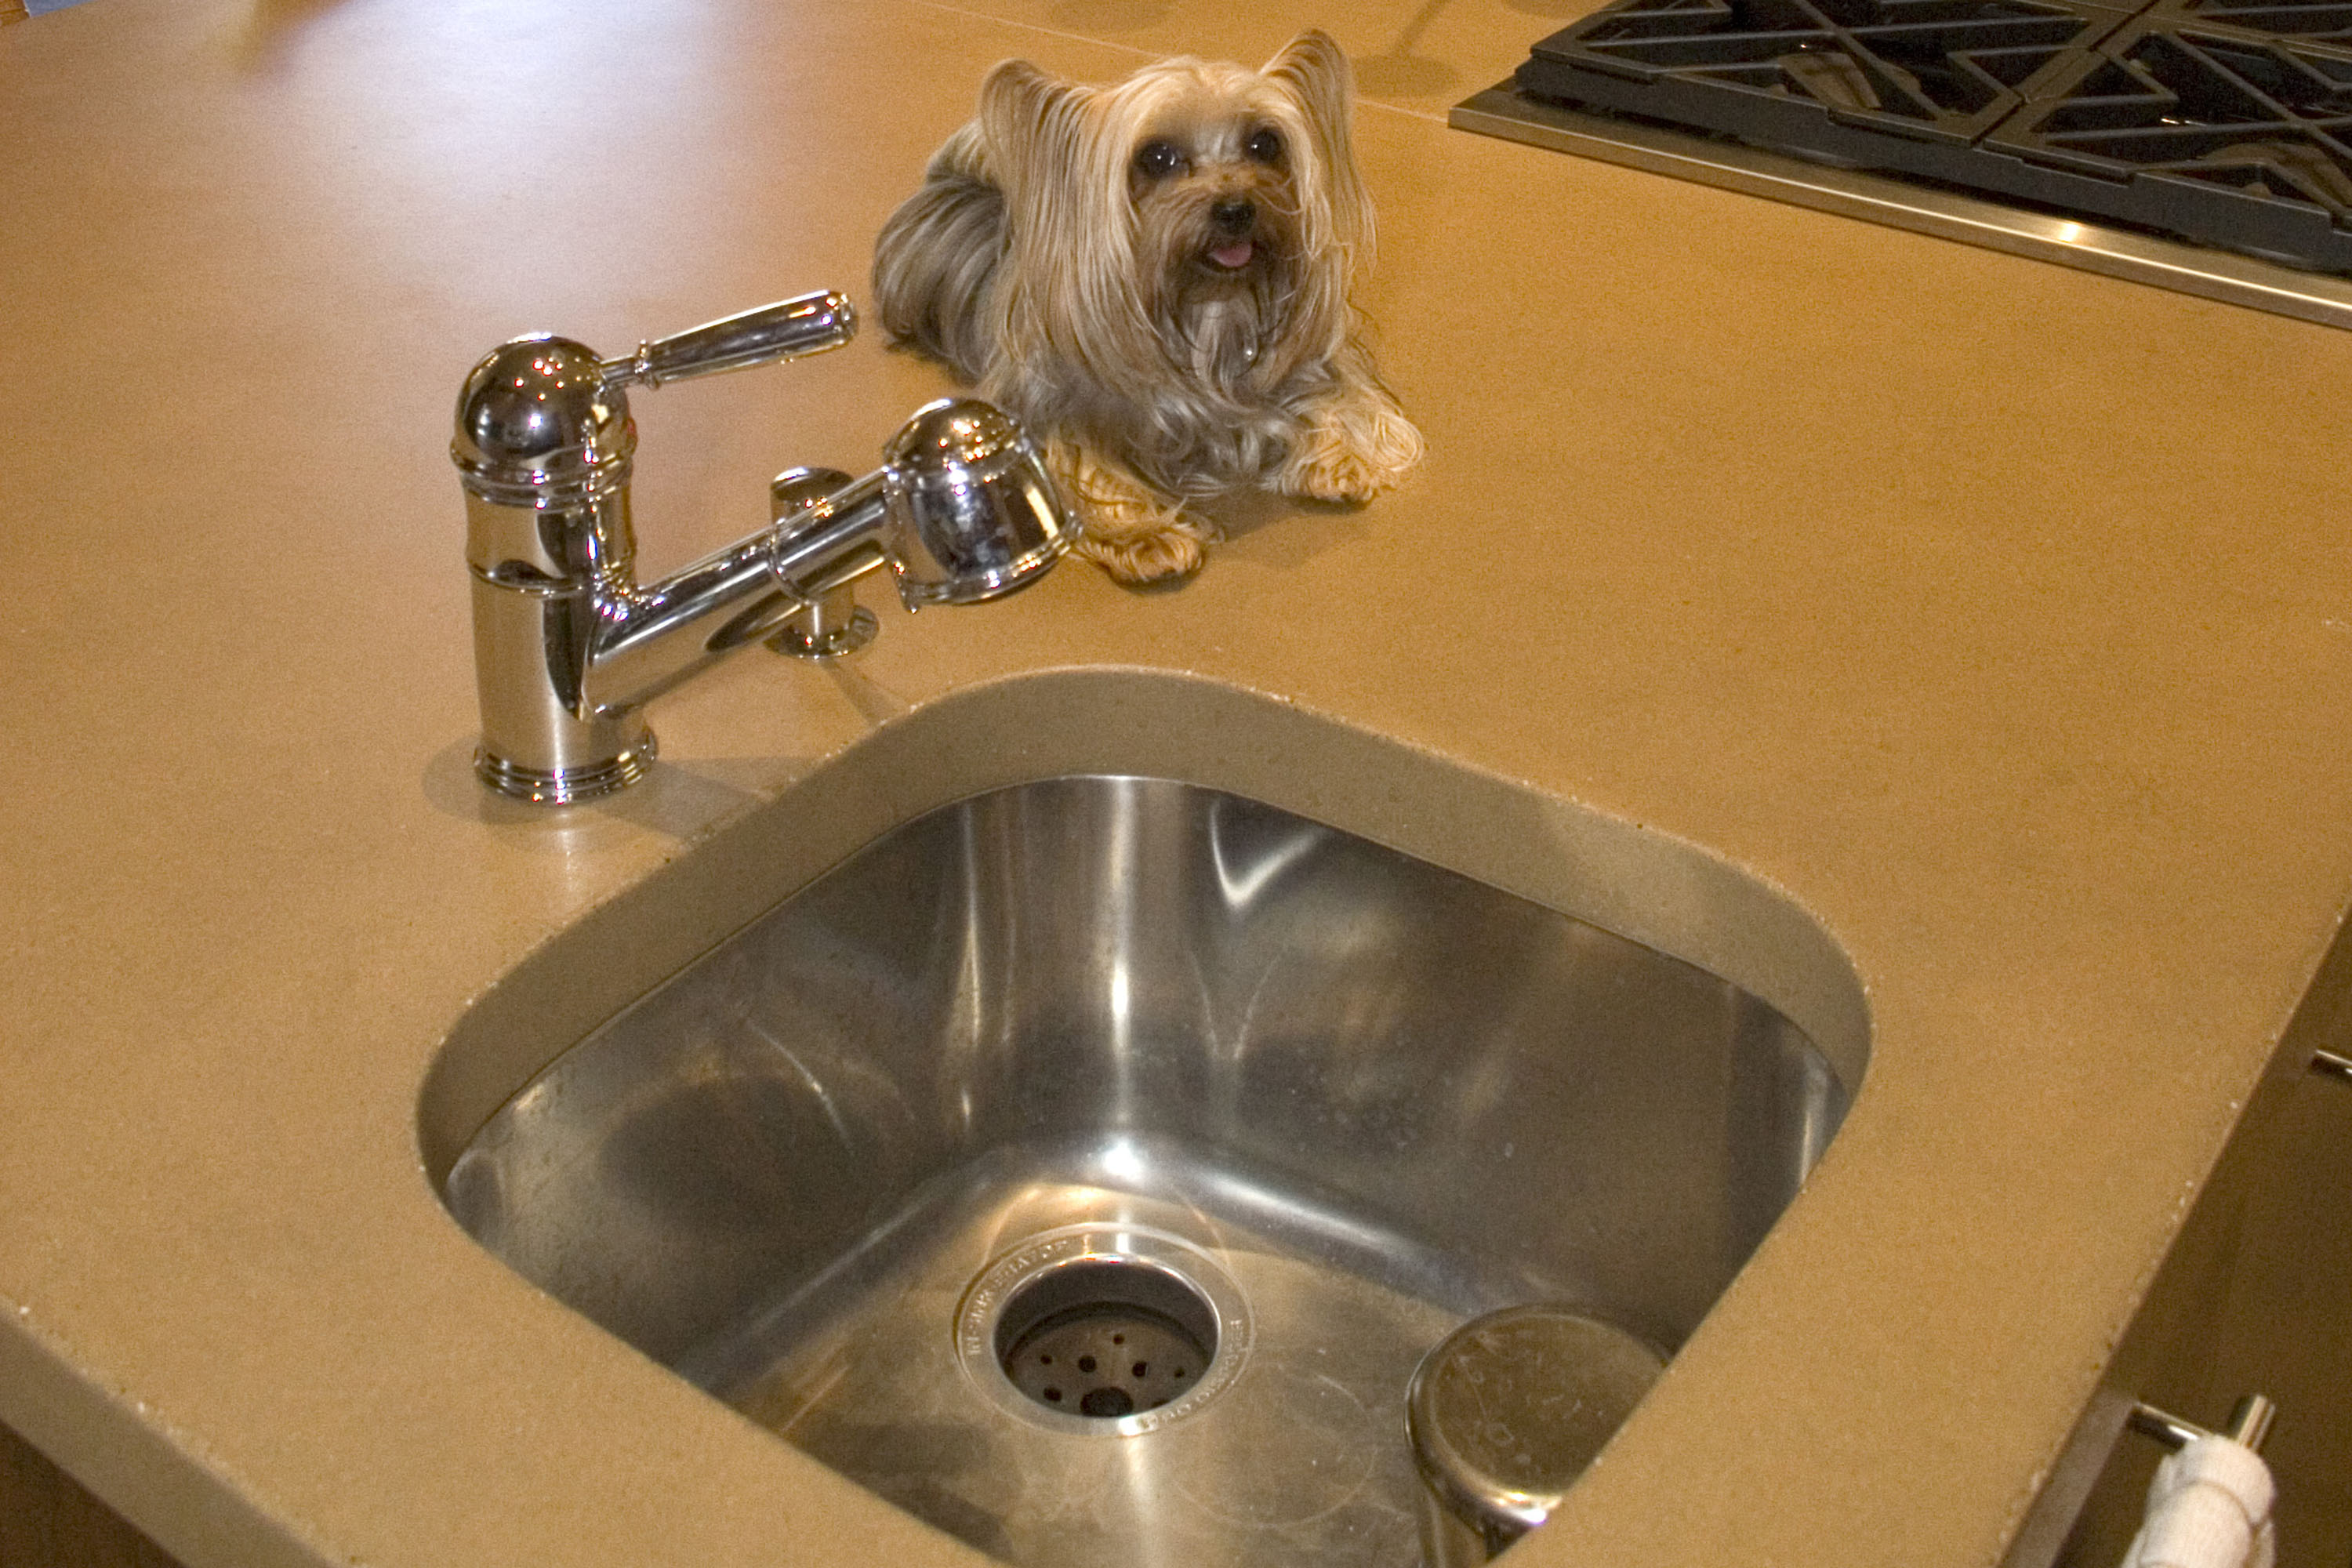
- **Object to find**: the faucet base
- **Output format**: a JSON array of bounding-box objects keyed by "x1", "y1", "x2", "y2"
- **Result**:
[
  {"x1": 474, "y1": 736, "x2": 659, "y2": 805},
  {"x1": 765, "y1": 465, "x2": 882, "y2": 660},
  {"x1": 768, "y1": 603, "x2": 879, "y2": 660}
]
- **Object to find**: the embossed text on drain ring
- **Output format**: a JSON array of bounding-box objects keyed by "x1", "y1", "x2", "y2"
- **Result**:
[{"x1": 954, "y1": 1224, "x2": 1254, "y2": 1436}]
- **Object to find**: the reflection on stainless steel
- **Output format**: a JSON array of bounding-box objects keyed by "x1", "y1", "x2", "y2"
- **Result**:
[
  {"x1": 453, "y1": 294, "x2": 1076, "y2": 804},
  {"x1": 876, "y1": 399, "x2": 1077, "y2": 607},
  {"x1": 1409, "y1": 1305, "x2": 1666, "y2": 1566},
  {"x1": 2311, "y1": 1047, "x2": 2352, "y2": 1084},
  {"x1": 598, "y1": 296, "x2": 863, "y2": 389},
  {"x1": 443, "y1": 777, "x2": 1858, "y2": 1566},
  {"x1": 1451, "y1": 87, "x2": 2352, "y2": 334}
]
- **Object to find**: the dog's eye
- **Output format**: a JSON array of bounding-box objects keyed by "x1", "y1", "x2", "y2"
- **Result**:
[
  {"x1": 1244, "y1": 127, "x2": 1284, "y2": 164},
  {"x1": 1133, "y1": 140, "x2": 1185, "y2": 180}
]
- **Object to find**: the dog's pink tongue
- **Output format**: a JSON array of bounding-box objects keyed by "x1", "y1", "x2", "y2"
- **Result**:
[{"x1": 1210, "y1": 241, "x2": 1254, "y2": 269}]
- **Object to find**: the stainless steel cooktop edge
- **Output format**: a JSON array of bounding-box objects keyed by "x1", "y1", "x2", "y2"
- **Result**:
[{"x1": 1452, "y1": 85, "x2": 2352, "y2": 335}]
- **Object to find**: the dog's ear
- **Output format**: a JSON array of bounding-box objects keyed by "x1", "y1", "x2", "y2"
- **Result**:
[
  {"x1": 1264, "y1": 30, "x2": 1352, "y2": 124},
  {"x1": 975, "y1": 59, "x2": 1094, "y2": 203},
  {"x1": 1263, "y1": 31, "x2": 1372, "y2": 258},
  {"x1": 971, "y1": 57, "x2": 1140, "y2": 358}
]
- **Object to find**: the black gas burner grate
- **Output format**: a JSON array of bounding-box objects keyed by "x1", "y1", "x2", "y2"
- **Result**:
[
  {"x1": 2151, "y1": 0, "x2": 2352, "y2": 42},
  {"x1": 1517, "y1": 0, "x2": 2352, "y2": 271}
]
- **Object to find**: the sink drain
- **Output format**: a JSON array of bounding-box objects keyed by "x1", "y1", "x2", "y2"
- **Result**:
[
  {"x1": 997, "y1": 1259, "x2": 1215, "y2": 1417},
  {"x1": 956, "y1": 1225, "x2": 1250, "y2": 1434}
]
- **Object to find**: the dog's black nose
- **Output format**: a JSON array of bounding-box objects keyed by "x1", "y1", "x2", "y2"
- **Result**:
[{"x1": 1210, "y1": 200, "x2": 1255, "y2": 235}]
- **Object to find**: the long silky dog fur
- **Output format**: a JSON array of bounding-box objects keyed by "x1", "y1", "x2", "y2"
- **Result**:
[{"x1": 873, "y1": 31, "x2": 1422, "y2": 583}]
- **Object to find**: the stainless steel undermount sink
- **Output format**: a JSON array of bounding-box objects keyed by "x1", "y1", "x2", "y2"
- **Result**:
[{"x1": 426, "y1": 692, "x2": 1867, "y2": 1567}]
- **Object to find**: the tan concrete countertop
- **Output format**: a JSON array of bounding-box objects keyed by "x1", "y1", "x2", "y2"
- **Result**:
[{"x1": 5, "y1": 2, "x2": 2350, "y2": 1565}]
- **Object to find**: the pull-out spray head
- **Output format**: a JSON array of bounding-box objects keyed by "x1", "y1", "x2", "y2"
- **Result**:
[
  {"x1": 770, "y1": 397, "x2": 1078, "y2": 613},
  {"x1": 881, "y1": 398, "x2": 1075, "y2": 605}
]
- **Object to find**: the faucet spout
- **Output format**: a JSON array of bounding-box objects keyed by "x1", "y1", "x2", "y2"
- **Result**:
[
  {"x1": 581, "y1": 397, "x2": 1073, "y2": 713},
  {"x1": 576, "y1": 528, "x2": 812, "y2": 717},
  {"x1": 454, "y1": 295, "x2": 1076, "y2": 805}
]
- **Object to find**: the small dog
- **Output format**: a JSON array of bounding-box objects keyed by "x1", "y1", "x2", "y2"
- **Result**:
[{"x1": 872, "y1": 30, "x2": 1423, "y2": 583}]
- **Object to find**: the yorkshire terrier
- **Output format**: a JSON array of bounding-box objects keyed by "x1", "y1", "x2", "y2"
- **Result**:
[{"x1": 872, "y1": 30, "x2": 1423, "y2": 583}]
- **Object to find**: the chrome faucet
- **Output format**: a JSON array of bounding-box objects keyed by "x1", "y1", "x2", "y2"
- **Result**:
[{"x1": 452, "y1": 291, "x2": 1077, "y2": 804}]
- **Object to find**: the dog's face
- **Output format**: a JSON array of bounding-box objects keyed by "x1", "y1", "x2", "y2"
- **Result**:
[
  {"x1": 976, "y1": 32, "x2": 1370, "y2": 395},
  {"x1": 1116, "y1": 74, "x2": 1308, "y2": 359}
]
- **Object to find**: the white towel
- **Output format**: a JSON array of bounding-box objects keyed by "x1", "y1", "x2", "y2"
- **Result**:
[{"x1": 2122, "y1": 1435, "x2": 2277, "y2": 1568}]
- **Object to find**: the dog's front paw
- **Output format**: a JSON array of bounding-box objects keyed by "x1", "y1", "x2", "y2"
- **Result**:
[
  {"x1": 1282, "y1": 441, "x2": 1393, "y2": 505},
  {"x1": 1279, "y1": 403, "x2": 1425, "y2": 504},
  {"x1": 1076, "y1": 514, "x2": 1216, "y2": 584},
  {"x1": 1051, "y1": 443, "x2": 1218, "y2": 584}
]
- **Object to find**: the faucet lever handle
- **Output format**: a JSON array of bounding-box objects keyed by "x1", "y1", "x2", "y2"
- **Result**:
[{"x1": 600, "y1": 289, "x2": 857, "y2": 390}]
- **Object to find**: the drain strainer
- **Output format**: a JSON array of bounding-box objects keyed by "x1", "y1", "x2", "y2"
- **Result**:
[
  {"x1": 997, "y1": 1258, "x2": 1215, "y2": 1417},
  {"x1": 956, "y1": 1225, "x2": 1250, "y2": 1435}
]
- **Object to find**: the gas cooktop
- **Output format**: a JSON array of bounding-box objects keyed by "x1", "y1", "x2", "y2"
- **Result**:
[{"x1": 1458, "y1": 0, "x2": 2352, "y2": 325}]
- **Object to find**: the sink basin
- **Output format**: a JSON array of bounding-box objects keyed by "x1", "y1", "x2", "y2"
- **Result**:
[{"x1": 423, "y1": 681, "x2": 1867, "y2": 1566}]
